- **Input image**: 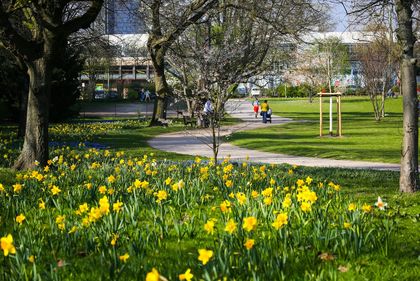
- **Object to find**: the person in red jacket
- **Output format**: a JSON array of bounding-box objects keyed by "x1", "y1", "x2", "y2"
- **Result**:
[{"x1": 252, "y1": 97, "x2": 260, "y2": 118}]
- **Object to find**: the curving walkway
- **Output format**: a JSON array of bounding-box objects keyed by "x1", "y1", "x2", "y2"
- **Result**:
[{"x1": 148, "y1": 99, "x2": 400, "y2": 171}]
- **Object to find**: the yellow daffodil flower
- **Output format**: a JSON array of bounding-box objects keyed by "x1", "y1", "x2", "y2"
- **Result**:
[
  {"x1": 1, "y1": 234, "x2": 16, "y2": 256},
  {"x1": 244, "y1": 238, "x2": 255, "y2": 250},
  {"x1": 204, "y1": 219, "x2": 216, "y2": 235},
  {"x1": 362, "y1": 204, "x2": 372, "y2": 213},
  {"x1": 16, "y1": 214, "x2": 26, "y2": 225},
  {"x1": 146, "y1": 268, "x2": 160, "y2": 281},
  {"x1": 243, "y1": 216, "x2": 257, "y2": 232},
  {"x1": 113, "y1": 201, "x2": 124, "y2": 213},
  {"x1": 119, "y1": 253, "x2": 129, "y2": 263},
  {"x1": 224, "y1": 219, "x2": 237, "y2": 234},
  {"x1": 348, "y1": 203, "x2": 357, "y2": 212},
  {"x1": 198, "y1": 249, "x2": 213, "y2": 265},
  {"x1": 179, "y1": 268, "x2": 193, "y2": 281},
  {"x1": 272, "y1": 213, "x2": 288, "y2": 230}
]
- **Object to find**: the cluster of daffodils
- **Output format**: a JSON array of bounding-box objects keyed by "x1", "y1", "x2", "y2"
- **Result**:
[
  {"x1": 0, "y1": 148, "x2": 395, "y2": 280},
  {"x1": 49, "y1": 120, "x2": 146, "y2": 143}
]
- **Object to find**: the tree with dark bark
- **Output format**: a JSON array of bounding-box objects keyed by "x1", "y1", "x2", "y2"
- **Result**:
[
  {"x1": 338, "y1": 0, "x2": 419, "y2": 192},
  {"x1": 0, "y1": 46, "x2": 28, "y2": 136},
  {"x1": 0, "y1": 0, "x2": 104, "y2": 170},
  {"x1": 395, "y1": 0, "x2": 419, "y2": 193},
  {"x1": 0, "y1": 43, "x2": 86, "y2": 128},
  {"x1": 140, "y1": 0, "x2": 218, "y2": 125}
]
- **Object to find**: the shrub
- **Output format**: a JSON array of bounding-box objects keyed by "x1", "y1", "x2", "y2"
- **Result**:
[{"x1": 126, "y1": 89, "x2": 139, "y2": 101}]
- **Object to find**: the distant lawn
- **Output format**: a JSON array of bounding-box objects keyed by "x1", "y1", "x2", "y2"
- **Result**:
[
  {"x1": 230, "y1": 97, "x2": 406, "y2": 163},
  {"x1": 99, "y1": 122, "x2": 193, "y2": 160}
]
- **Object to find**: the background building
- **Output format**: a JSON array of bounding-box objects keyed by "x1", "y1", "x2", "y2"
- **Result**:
[
  {"x1": 249, "y1": 32, "x2": 378, "y2": 95},
  {"x1": 81, "y1": 0, "x2": 152, "y2": 99},
  {"x1": 104, "y1": 0, "x2": 145, "y2": 34}
]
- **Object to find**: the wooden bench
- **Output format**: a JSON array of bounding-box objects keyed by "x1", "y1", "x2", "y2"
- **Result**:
[
  {"x1": 182, "y1": 115, "x2": 196, "y2": 127},
  {"x1": 157, "y1": 118, "x2": 172, "y2": 127},
  {"x1": 176, "y1": 110, "x2": 184, "y2": 118}
]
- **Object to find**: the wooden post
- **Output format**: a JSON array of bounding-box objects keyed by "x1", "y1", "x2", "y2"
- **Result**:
[
  {"x1": 329, "y1": 97, "x2": 333, "y2": 135},
  {"x1": 319, "y1": 94, "x2": 323, "y2": 136},
  {"x1": 338, "y1": 95, "x2": 342, "y2": 136},
  {"x1": 319, "y1": 92, "x2": 342, "y2": 137}
]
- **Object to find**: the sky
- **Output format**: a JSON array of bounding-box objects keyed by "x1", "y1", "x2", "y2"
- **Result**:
[{"x1": 332, "y1": 3, "x2": 349, "y2": 32}]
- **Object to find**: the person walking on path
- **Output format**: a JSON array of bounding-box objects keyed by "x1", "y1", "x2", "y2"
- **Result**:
[
  {"x1": 144, "y1": 90, "x2": 151, "y2": 102},
  {"x1": 252, "y1": 97, "x2": 260, "y2": 118},
  {"x1": 260, "y1": 100, "x2": 269, "y2": 123},
  {"x1": 139, "y1": 88, "x2": 145, "y2": 101},
  {"x1": 203, "y1": 98, "x2": 213, "y2": 127}
]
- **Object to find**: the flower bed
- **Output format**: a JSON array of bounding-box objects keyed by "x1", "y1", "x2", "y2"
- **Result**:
[{"x1": 0, "y1": 148, "x2": 395, "y2": 280}]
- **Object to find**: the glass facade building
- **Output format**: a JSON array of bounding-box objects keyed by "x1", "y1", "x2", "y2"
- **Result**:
[{"x1": 105, "y1": 0, "x2": 144, "y2": 34}]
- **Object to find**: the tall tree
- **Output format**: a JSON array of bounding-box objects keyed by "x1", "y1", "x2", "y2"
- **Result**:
[
  {"x1": 140, "y1": 0, "x2": 218, "y2": 125},
  {"x1": 395, "y1": 0, "x2": 418, "y2": 192},
  {"x1": 0, "y1": 0, "x2": 104, "y2": 170},
  {"x1": 339, "y1": 0, "x2": 419, "y2": 192},
  {"x1": 0, "y1": 46, "x2": 28, "y2": 136}
]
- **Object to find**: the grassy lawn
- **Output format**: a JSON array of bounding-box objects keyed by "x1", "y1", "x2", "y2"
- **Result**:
[
  {"x1": 96, "y1": 120, "x2": 193, "y2": 160},
  {"x1": 0, "y1": 116, "x2": 419, "y2": 280},
  {"x1": 230, "y1": 97, "x2": 405, "y2": 163},
  {"x1": 288, "y1": 166, "x2": 420, "y2": 280},
  {"x1": 0, "y1": 117, "x2": 194, "y2": 165}
]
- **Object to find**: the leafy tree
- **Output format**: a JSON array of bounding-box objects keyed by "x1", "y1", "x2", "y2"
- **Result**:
[
  {"x1": 49, "y1": 44, "x2": 86, "y2": 121},
  {"x1": 293, "y1": 44, "x2": 328, "y2": 101},
  {"x1": 0, "y1": 0, "x2": 104, "y2": 170},
  {"x1": 79, "y1": 36, "x2": 119, "y2": 100},
  {"x1": 0, "y1": 44, "x2": 85, "y2": 125},
  {"x1": 314, "y1": 37, "x2": 350, "y2": 93},
  {"x1": 0, "y1": 46, "x2": 28, "y2": 136}
]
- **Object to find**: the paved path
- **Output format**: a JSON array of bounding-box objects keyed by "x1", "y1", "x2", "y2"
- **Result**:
[{"x1": 148, "y1": 99, "x2": 400, "y2": 171}]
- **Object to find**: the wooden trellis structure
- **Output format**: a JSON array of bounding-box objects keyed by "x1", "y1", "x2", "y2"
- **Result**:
[{"x1": 318, "y1": 92, "x2": 342, "y2": 137}]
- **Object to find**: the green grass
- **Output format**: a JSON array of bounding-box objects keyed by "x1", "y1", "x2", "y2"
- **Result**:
[
  {"x1": 275, "y1": 166, "x2": 420, "y2": 280},
  {"x1": 73, "y1": 115, "x2": 240, "y2": 160},
  {"x1": 230, "y1": 97, "x2": 405, "y2": 163},
  {"x1": 1, "y1": 117, "x2": 195, "y2": 163},
  {"x1": 0, "y1": 162, "x2": 419, "y2": 280},
  {"x1": 0, "y1": 116, "x2": 419, "y2": 280},
  {"x1": 97, "y1": 121, "x2": 193, "y2": 160}
]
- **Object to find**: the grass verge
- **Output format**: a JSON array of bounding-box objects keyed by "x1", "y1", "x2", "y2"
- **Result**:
[{"x1": 230, "y1": 97, "x2": 406, "y2": 163}]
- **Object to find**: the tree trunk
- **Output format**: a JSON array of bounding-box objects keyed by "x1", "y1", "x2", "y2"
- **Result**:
[
  {"x1": 149, "y1": 44, "x2": 169, "y2": 125},
  {"x1": 14, "y1": 57, "x2": 52, "y2": 170},
  {"x1": 327, "y1": 55, "x2": 332, "y2": 93},
  {"x1": 17, "y1": 82, "x2": 28, "y2": 138},
  {"x1": 211, "y1": 120, "x2": 218, "y2": 164},
  {"x1": 380, "y1": 88, "x2": 386, "y2": 118},
  {"x1": 396, "y1": 0, "x2": 418, "y2": 193}
]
